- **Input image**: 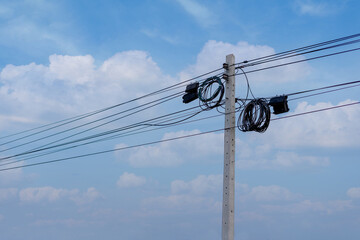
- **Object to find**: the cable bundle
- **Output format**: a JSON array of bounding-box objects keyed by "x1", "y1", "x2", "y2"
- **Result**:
[
  {"x1": 198, "y1": 76, "x2": 224, "y2": 110},
  {"x1": 237, "y1": 99, "x2": 270, "y2": 133}
]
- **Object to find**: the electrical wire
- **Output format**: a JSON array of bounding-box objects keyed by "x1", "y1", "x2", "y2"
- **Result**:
[
  {"x1": 0, "y1": 68, "x2": 224, "y2": 142},
  {"x1": 0, "y1": 104, "x2": 206, "y2": 161},
  {"x1": 237, "y1": 98, "x2": 270, "y2": 133},
  {"x1": 289, "y1": 83, "x2": 360, "y2": 101},
  {"x1": 2, "y1": 100, "x2": 359, "y2": 172},
  {"x1": 0, "y1": 128, "x2": 227, "y2": 172},
  {"x1": 237, "y1": 39, "x2": 360, "y2": 69},
  {"x1": 235, "y1": 47, "x2": 360, "y2": 77},
  {"x1": 0, "y1": 92, "x2": 183, "y2": 151},
  {"x1": 235, "y1": 33, "x2": 360, "y2": 67},
  {"x1": 0, "y1": 112, "x2": 226, "y2": 168},
  {"x1": 198, "y1": 76, "x2": 225, "y2": 110}
]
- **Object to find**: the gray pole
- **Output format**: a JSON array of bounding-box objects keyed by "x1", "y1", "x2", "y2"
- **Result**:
[{"x1": 222, "y1": 54, "x2": 236, "y2": 240}]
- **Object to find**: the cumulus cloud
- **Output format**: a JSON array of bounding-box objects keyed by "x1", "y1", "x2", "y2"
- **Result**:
[
  {"x1": 179, "y1": 40, "x2": 310, "y2": 85},
  {"x1": 116, "y1": 130, "x2": 223, "y2": 167},
  {"x1": 0, "y1": 51, "x2": 173, "y2": 130},
  {"x1": 117, "y1": 172, "x2": 146, "y2": 188},
  {"x1": 264, "y1": 99, "x2": 360, "y2": 148}
]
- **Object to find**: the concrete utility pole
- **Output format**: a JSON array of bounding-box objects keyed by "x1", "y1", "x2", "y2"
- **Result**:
[{"x1": 222, "y1": 54, "x2": 236, "y2": 240}]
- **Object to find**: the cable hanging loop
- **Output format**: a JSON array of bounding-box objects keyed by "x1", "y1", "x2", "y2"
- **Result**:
[
  {"x1": 198, "y1": 76, "x2": 225, "y2": 110},
  {"x1": 237, "y1": 98, "x2": 270, "y2": 133}
]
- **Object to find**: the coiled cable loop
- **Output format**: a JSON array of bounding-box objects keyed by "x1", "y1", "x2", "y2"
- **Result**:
[
  {"x1": 198, "y1": 76, "x2": 224, "y2": 110},
  {"x1": 237, "y1": 98, "x2": 270, "y2": 133}
]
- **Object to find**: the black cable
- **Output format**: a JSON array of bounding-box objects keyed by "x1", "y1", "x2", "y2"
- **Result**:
[
  {"x1": 0, "y1": 112, "x2": 225, "y2": 168},
  {"x1": 287, "y1": 80, "x2": 360, "y2": 97},
  {"x1": 0, "y1": 68, "x2": 224, "y2": 143},
  {"x1": 1, "y1": 73, "x2": 225, "y2": 151},
  {"x1": 237, "y1": 99, "x2": 270, "y2": 133},
  {"x1": 234, "y1": 47, "x2": 360, "y2": 77},
  {"x1": 198, "y1": 76, "x2": 225, "y2": 110},
  {"x1": 272, "y1": 101, "x2": 360, "y2": 121},
  {"x1": 0, "y1": 128, "x2": 228, "y2": 172},
  {"x1": 0, "y1": 104, "x2": 205, "y2": 161},
  {"x1": 0, "y1": 92, "x2": 183, "y2": 154},
  {"x1": 289, "y1": 83, "x2": 360, "y2": 101},
  {"x1": 3, "y1": 100, "x2": 359, "y2": 172},
  {"x1": 235, "y1": 33, "x2": 360, "y2": 67},
  {"x1": 238, "y1": 39, "x2": 360, "y2": 69}
]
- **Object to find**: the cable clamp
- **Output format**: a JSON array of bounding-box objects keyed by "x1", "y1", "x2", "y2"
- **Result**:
[
  {"x1": 223, "y1": 63, "x2": 229, "y2": 70},
  {"x1": 222, "y1": 74, "x2": 229, "y2": 80}
]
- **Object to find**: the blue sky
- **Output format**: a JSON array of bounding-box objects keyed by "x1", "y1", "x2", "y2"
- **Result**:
[{"x1": 0, "y1": 0, "x2": 360, "y2": 239}]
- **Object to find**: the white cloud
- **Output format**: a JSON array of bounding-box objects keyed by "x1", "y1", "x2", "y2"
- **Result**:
[
  {"x1": 117, "y1": 130, "x2": 223, "y2": 167},
  {"x1": 294, "y1": 1, "x2": 343, "y2": 16},
  {"x1": 264, "y1": 99, "x2": 360, "y2": 148},
  {"x1": 179, "y1": 40, "x2": 310, "y2": 85},
  {"x1": 19, "y1": 186, "x2": 100, "y2": 204},
  {"x1": 0, "y1": 51, "x2": 174, "y2": 130},
  {"x1": 248, "y1": 185, "x2": 301, "y2": 202},
  {"x1": 347, "y1": 188, "x2": 360, "y2": 199},
  {"x1": 117, "y1": 172, "x2": 146, "y2": 188},
  {"x1": 176, "y1": 0, "x2": 216, "y2": 27},
  {"x1": 0, "y1": 188, "x2": 18, "y2": 201}
]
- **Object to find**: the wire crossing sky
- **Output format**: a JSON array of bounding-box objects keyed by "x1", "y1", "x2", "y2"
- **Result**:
[{"x1": 0, "y1": 1, "x2": 359, "y2": 240}]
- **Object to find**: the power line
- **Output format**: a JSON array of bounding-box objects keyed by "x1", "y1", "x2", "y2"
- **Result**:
[
  {"x1": 0, "y1": 104, "x2": 205, "y2": 161},
  {"x1": 0, "y1": 112, "x2": 225, "y2": 168},
  {"x1": 0, "y1": 128, "x2": 226, "y2": 172},
  {"x1": 235, "y1": 46, "x2": 360, "y2": 76},
  {"x1": 0, "y1": 92, "x2": 183, "y2": 150},
  {"x1": 288, "y1": 83, "x2": 360, "y2": 101},
  {"x1": 238, "y1": 39, "x2": 360, "y2": 69},
  {"x1": 235, "y1": 33, "x2": 360, "y2": 67},
  {"x1": 1, "y1": 100, "x2": 359, "y2": 172},
  {"x1": 272, "y1": 101, "x2": 360, "y2": 121},
  {"x1": 0, "y1": 68, "x2": 224, "y2": 142}
]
